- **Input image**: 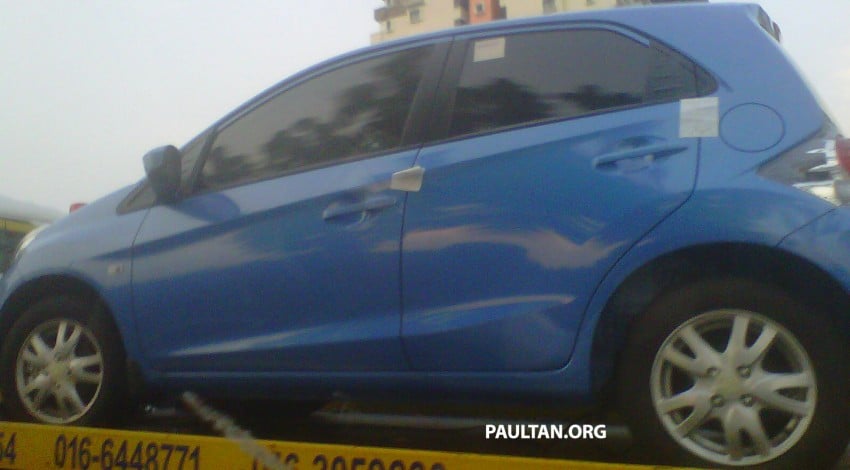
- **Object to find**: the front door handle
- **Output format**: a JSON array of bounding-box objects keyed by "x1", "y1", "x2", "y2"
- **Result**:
[
  {"x1": 593, "y1": 143, "x2": 688, "y2": 170},
  {"x1": 322, "y1": 195, "x2": 397, "y2": 221}
]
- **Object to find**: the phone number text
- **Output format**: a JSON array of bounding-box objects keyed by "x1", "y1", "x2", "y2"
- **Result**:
[{"x1": 54, "y1": 434, "x2": 200, "y2": 470}]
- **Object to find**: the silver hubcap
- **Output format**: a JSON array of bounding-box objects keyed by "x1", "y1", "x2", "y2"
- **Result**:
[
  {"x1": 651, "y1": 309, "x2": 815, "y2": 466},
  {"x1": 15, "y1": 319, "x2": 104, "y2": 424}
]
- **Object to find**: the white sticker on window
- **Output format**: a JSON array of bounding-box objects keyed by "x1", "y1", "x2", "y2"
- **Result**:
[
  {"x1": 473, "y1": 37, "x2": 505, "y2": 63},
  {"x1": 680, "y1": 97, "x2": 719, "y2": 138}
]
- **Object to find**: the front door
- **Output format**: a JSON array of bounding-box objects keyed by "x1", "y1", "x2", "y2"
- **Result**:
[{"x1": 132, "y1": 44, "x2": 440, "y2": 373}]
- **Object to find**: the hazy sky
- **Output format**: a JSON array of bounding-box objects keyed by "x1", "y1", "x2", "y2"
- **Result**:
[{"x1": 1, "y1": 1, "x2": 847, "y2": 212}]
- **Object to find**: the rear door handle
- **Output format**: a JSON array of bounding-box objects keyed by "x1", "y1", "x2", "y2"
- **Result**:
[
  {"x1": 390, "y1": 166, "x2": 424, "y2": 192},
  {"x1": 593, "y1": 143, "x2": 688, "y2": 170},
  {"x1": 322, "y1": 195, "x2": 397, "y2": 220}
]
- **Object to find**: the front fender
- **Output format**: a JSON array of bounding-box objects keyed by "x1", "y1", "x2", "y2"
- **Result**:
[{"x1": 0, "y1": 206, "x2": 150, "y2": 371}]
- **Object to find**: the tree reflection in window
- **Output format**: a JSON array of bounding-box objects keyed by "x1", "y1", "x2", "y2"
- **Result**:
[
  {"x1": 449, "y1": 29, "x2": 667, "y2": 137},
  {"x1": 202, "y1": 46, "x2": 433, "y2": 190}
]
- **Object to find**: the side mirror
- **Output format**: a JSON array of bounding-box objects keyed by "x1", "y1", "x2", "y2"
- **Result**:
[{"x1": 143, "y1": 145, "x2": 182, "y2": 203}]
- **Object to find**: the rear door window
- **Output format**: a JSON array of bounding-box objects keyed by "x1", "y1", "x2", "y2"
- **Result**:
[{"x1": 448, "y1": 28, "x2": 704, "y2": 138}]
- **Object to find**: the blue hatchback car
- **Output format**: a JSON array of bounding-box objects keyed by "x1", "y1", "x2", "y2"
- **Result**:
[{"x1": 2, "y1": 2, "x2": 848, "y2": 467}]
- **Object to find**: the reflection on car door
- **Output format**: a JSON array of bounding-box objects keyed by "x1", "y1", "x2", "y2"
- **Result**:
[{"x1": 401, "y1": 28, "x2": 706, "y2": 372}]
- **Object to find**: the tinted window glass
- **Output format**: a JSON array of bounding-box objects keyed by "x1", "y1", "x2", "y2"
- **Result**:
[
  {"x1": 449, "y1": 29, "x2": 699, "y2": 137},
  {"x1": 201, "y1": 46, "x2": 433, "y2": 190}
]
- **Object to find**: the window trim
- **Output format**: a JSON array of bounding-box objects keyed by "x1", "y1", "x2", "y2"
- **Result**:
[{"x1": 427, "y1": 23, "x2": 717, "y2": 146}]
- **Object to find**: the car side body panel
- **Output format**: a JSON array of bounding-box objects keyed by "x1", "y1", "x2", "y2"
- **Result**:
[
  {"x1": 0, "y1": 3, "x2": 844, "y2": 406},
  {"x1": 151, "y1": 4, "x2": 843, "y2": 399}
]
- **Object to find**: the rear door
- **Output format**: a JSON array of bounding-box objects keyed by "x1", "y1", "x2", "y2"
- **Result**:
[{"x1": 401, "y1": 26, "x2": 711, "y2": 371}]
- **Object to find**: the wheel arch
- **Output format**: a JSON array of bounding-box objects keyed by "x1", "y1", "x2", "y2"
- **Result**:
[
  {"x1": 590, "y1": 242, "x2": 850, "y2": 399},
  {"x1": 0, "y1": 275, "x2": 125, "y2": 355}
]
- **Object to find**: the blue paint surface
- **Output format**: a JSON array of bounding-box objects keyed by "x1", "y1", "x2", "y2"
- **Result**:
[{"x1": 1, "y1": 3, "x2": 845, "y2": 404}]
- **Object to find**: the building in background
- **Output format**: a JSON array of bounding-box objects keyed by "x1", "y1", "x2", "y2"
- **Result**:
[
  {"x1": 371, "y1": 0, "x2": 652, "y2": 43},
  {"x1": 468, "y1": 0, "x2": 505, "y2": 25},
  {"x1": 372, "y1": 0, "x2": 469, "y2": 44}
]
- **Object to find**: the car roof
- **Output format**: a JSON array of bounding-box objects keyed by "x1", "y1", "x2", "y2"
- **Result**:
[{"x1": 203, "y1": 2, "x2": 764, "y2": 144}]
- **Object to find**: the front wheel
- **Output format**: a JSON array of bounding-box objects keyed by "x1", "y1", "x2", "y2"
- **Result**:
[
  {"x1": 618, "y1": 278, "x2": 850, "y2": 468},
  {"x1": 0, "y1": 296, "x2": 127, "y2": 425}
]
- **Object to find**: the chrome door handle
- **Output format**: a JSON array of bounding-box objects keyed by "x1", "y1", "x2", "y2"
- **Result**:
[{"x1": 390, "y1": 166, "x2": 424, "y2": 192}]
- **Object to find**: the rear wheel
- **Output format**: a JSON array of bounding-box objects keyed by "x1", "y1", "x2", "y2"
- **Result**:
[
  {"x1": 618, "y1": 278, "x2": 850, "y2": 468},
  {"x1": 0, "y1": 296, "x2": 127, "y2": 425}
]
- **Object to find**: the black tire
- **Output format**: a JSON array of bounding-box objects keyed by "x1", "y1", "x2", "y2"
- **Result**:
[
  {"x1": 0, "y1": 296, "x2": 127, "y2": 426},
  {"x1": 617, "y1": 278, "x2": 850, "y2": 469}
]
